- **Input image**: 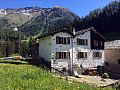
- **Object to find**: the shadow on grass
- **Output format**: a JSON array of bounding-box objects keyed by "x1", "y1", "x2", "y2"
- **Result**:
[{"x1": 25, "y1": 58, "x2": 51, "y2": 71}]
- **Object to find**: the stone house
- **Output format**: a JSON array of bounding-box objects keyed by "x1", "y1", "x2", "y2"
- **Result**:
[
  {"x1": 105, "y1": 40, "x2": 120, "y2": 77},
  {"x1": 37, "y1": 27, "x2": 107, "y2": 75}
]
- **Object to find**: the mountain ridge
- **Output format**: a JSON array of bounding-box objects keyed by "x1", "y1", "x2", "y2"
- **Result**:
[{"x1": 0, "y1": 6, "x2": 80, "y2": 36}]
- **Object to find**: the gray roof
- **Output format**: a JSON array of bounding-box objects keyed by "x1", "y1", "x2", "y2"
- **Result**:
[
  {"x1": 36, "y1": 27, "x2": 107, "y2": 41},
  {"x1": 105, "y1": 40, "x2": 120, "y2": 49}
]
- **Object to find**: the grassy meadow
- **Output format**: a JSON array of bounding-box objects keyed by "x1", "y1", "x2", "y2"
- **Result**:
[{"x1": 0, "y1": 61, "x2": 116, "y2": 90}]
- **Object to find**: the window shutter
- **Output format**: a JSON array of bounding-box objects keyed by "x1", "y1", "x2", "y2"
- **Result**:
[
  {"x1": 56, "y1": 52, "x2": 59, "y2": 59},
  {"x1": 78, "y1": 52, "x2": 80, "y2": 59},
  {"x1": 85, "y1": 52, "x2": 88, "y2": 58},
  {"x1": 77, "y1": 38, "x2": 79, "y2": 45},
  {"x1": 100, "y1": 52, "x2": 102, "y2": 58},
  {"x1": 100, "y1": 41, "x2": 103, "y2": 46},
  {"x1": 56, "y1": 36, "x2": 59, "y2": 44},
  {"x1": 80, "y1": 39, "x2": 82, "y2": 45},
  {"x1": 94, "y1": 40, "x2": 96, "y2": 46},
  {"x1": 68, "y1": 37, "x2": 70, "y2": 44},
  {"x1": 86, "y1": 39, "x2": 88, "y2": 45},
  {"x1": 67, "y1": 52, "x2": 70, "y2": 59},
  {"x1": 93, "y1": 52, "x2": 96, "y2": 58}
]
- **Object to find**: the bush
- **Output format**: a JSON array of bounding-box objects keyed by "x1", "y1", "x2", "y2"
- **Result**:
[{"x1": 102, "y1": 73, "x2": 109, "y2": 79}]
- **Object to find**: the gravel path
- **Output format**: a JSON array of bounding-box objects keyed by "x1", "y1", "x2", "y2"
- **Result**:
[{"x1": 56, "y1": 75, "x2": 119, "y2": 87}]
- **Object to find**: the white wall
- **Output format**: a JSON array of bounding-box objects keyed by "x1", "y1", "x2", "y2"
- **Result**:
[
  {"x1": 73, "y1": 31, "x2": 104, "y2": 68},
  {"x1": 73, "y1": 31, "x2": 91, "y2": 63},
  {"x1": 51, "y1": 32, "x2": 72, "y2": 71},
  {"x1": 39, "y1": 36, "x2": 52, "y2": 62}
]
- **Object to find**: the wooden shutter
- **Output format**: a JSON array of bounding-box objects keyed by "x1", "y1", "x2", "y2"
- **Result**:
[
  {"x1": 77, "y1": 38, "x2": 79, "y2": 45},
  {"x1": 100, "y1": 52, "x2": 102, "y2": 58},
  {"x1": 56, "y1": 52, "x2": 59, "y2": 59},
  {"x1": 100, "y1": 41, "x2": 103, "y2": 46},
  {"x1": 94, "y1": 40, "x2": 96, "y2": 46},
  {"x1": 78, "y1": 52, "x2": 80, "y2": 59},
  {"x1": 56, "y1": 36, "x2": 59, "y2": 44},
  {"x1": 67, "y1": 52, "x2": 70, "y2": 59},
  {"x1": 68, "y1": 37, "x2": 70, "y2": 44},
  {"x1": 86, "y1": 39, "x2": 88, "y2": 45},
  {"x1": 93, "y1": 52, "x2": 96, "y2": 58},
  {"x1": 85, "y1": 52, "x2": 88, "y2": 58}
]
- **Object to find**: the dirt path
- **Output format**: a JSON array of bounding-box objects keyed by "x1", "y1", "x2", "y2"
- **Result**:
[{"x1": 55, "y1": 75, "x2": 119, "y2": 87}]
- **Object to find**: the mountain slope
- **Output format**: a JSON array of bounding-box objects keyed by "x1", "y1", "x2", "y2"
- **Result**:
[
  {"x1": 19, "y1": 6, "x2": 80, "y2": 36},
  {"x1": 0, "y1": 6, "x2": 80, "y2": 36},
  {"x1": 0, "y1": 7, "x2": 48, "y2": 30}
]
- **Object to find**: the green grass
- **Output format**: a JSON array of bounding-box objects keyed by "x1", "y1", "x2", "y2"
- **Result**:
[{"x1": 0, "y1": 63, "x2": 116, "y2": 90}]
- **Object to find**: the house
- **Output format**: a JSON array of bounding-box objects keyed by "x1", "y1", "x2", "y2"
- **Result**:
[
  {"x1": 37, "y1": 27, "x2": 107, "y2": 75},
  {"x1": 105, "y1": 40, "x2": 120, "y2": 78}
]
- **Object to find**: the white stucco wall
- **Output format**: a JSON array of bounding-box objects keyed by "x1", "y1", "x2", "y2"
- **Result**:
[
  {"x1": 73, "y1": 31, "x2": 91, "y2": 62},
  {"x1": 73, "y1": 31, "x2": 104, "y2": 68},
  {"x1": 51, "y1": 32, "x2": 72, "y2": 71},
  {"x1": 39, "y1": 36, "x2": 52, "y2": 62}
]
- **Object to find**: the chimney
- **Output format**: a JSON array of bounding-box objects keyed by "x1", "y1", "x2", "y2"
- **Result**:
[{"x1": 73, "y1": 27, "x2": 76, "y2": 35}]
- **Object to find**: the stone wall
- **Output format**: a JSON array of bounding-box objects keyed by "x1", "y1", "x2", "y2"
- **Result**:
[{"x1": 105, "y1": 49, "x2": 120, "y2": 75}]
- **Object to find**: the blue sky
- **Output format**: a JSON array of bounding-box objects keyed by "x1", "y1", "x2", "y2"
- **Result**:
[{"x1": 0, "y1": 0, "x2": 115, "y2": 17}]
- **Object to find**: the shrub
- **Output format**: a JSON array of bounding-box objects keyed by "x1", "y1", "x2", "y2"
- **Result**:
[{"x1": 102, "y1": 73, "x2": 109, "y2": 79}]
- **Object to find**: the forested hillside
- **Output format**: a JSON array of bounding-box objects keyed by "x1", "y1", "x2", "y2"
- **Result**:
[
  {"x1": 0, "y1": 30, "x2": 28, "y2": 57},
  {"x1": 78, "y1": 1, "x2": 120, "y2": 40}
]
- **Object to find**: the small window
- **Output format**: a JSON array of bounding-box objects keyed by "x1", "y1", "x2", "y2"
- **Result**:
[
  {"x1": 56, "y1": 52, "x2": 70, "y2": 59},
  {"x1": 78, "y1": 52, "x2": 88, "y2": 59},
  {"x1": 56, "y1": 36, "x2": 70, "y2": 44},
  {"x1": 77, "y1": 38, "x2": 88, "y2": 45},
  {"x1": 118, "y1": 59, "x2": 120, "y2": 64},
  {"x1": 94, "y1": 52, "x2": 102, "y2": 58}
]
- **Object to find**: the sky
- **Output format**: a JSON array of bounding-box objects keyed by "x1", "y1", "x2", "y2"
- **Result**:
[{"x1": 0, "y1": 0, "x2": 116, "y2": 17}]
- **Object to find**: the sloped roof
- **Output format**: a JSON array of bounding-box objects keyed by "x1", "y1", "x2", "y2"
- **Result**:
[
  {"x1": 75, "y1": 27, "x2": 107, "y2": 41},
  {"x1": 105, "y1": 40, "x2": 120, "y2": 49},
  {"x1": 36, "y1": 27, "x2": 107, "y2": 41},
  {"x1": 36, "y1": 28, "x2": 73, "y2": 39}
]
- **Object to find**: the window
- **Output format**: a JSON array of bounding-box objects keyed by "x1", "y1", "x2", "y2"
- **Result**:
[
  {"x1": 77, "y1": 38, "x2": 88, "y2": 45},
  {"x1": 78, "y1": 52, "x2": 88, "y2": 59},
  {"x1": 56, "y1": 36, "x2": 70, "y2": 44},
  {"x1": 93, "y1": 52, "x2": 102, "y2": 58},
  {"x1": 93, "y1": 40, "x2": 99, "y2": 46},
  {"x1": 56, "y1": 52, "x2": 70, "y2": 59}
]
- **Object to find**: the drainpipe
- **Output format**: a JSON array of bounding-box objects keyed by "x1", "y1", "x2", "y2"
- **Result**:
[
  {"x1": 71, "y1": 36, "x2": 73, "y2": 75},
  {"x1": 71, "y1": 27, "x2": 75, "y2": 75}
]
